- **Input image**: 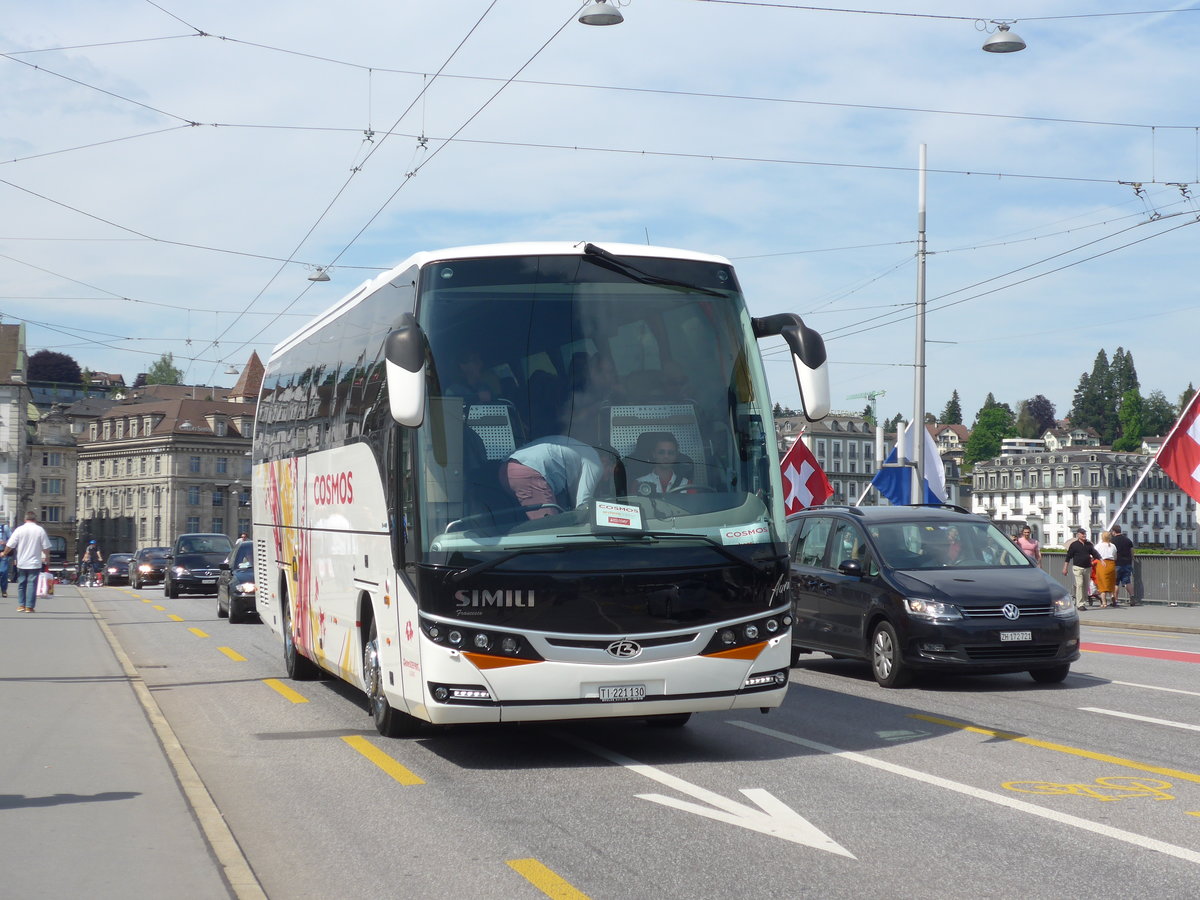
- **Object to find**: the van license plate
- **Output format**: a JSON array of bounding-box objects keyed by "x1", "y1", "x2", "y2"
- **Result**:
[
  {"x1": 1000, "y1": 631, "x2": 1032, "y2": 641},
  {"x1": 599, "y1": 684, "x2": 646, "y2": 702}
]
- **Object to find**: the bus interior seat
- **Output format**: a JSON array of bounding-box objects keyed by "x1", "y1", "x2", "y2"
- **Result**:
[
  {"x1": 461, "y1": 425, "x2": 513, "y2": 519},
  {"x1": 465, "y1": 402, "x2": 521, "y2": 461},
  {"x1": 608, "y1": 404, "x2": 706, "y2": 486}
]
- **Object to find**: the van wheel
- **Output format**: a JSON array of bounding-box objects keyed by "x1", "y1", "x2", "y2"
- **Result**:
[
  {"x1": 282, "y1": 592, "x2": 319, "y2": 680},
  {"x1": 165, "y1": 579, "x2": 178, "y2": 599},
  {"x1": 871, "y1": 621, "x2": 912, "y2": 688},
  {"x1": 364, "y1": 621, "x2": 420, "y2": 737},
  {"x1": 1029, "y1": 664, "x2": 1070, "y2": 684}
]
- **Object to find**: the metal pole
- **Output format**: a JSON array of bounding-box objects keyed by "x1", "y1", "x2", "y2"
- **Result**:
[{"x1": 912, "y1": 144, "x2": 927, "y2": 502}]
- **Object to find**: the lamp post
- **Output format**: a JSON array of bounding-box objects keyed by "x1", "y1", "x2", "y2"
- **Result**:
[{"x1": 912, "y1": 144, "x2": 928, "y2": 502}]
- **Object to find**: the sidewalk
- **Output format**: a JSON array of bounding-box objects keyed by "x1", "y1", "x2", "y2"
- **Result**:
[
  {"x1": 0, "y1": 584, "x2": 258, "y2": 899},
  {"x1": 1076, "y1": 599, "x2": 1200, "y2": 635}
]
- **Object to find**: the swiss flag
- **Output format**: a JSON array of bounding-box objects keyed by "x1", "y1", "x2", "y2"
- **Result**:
[
  {"x1": 780, "y1": 437, "x2": 833, "y2": 516},
  {"x1": 1158, "y1": 390, "x2": 1200, "y2": 504}
]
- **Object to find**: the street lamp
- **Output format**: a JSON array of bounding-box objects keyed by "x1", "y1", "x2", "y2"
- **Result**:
[
  {"x1": 579, "y1": 1, "x2": 624, "y2": 26},
  {"x1": 981, "y1": 21, "x2": 1026, "y2": 53}
]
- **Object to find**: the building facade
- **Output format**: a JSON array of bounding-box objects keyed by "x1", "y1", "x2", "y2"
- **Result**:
[
  {"x1": 27, "y1": 405, "x2": 78, "y2": 563},
  {"x1": 970, "y1": 448, "x2": 1197, "y2": 549}
]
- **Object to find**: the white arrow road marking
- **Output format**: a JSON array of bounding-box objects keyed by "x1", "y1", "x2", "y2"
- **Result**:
[
  {"x1": 555, "y1": 732, "x2": 854, "y2": 857},
  {"x1": 1081, "y1": 707, "x2": 1200, "y2": 733},
  {"x1": 733, "y1": 720, "x2": 1200, "y2": 866}
]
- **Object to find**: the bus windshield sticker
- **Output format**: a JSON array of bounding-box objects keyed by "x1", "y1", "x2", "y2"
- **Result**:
[
  {"x1": 721, "y1": 523, "x2": 772, "y2": 545},
  {"x1": 594, "y1": 500, "x2": 644, "y2": 531}
]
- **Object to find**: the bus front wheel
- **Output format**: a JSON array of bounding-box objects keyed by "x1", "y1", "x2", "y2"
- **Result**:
[{"x1": 364, "y1": 621, "x2": 420, "y2": 738}]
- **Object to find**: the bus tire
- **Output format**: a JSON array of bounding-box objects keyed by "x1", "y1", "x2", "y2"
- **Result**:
[
  {"x1": 365, "y1": 620, "x2": 420, "y2": 738},
  {"x1": 282, "y1": 591, "x2": 319, "y2": 681},
  {"x1": 646, "y1": 713, "x2": 691, "y2": 728}
]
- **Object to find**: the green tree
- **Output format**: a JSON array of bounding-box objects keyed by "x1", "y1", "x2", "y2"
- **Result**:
[
  {"x1": 964, "y1": 406, "x2": 1016, "y2": 465},
  {"x1": 1024, "y1": 394, "x2": 1057, "y2": 435},
  {"x1": 1112, "y1": 389, "x2": 1144, "y2": 452},
  {"x1": 973, "y1": 392, "x2": 1014, "y2": 427},
  {"x1": 1070, "y1": 351, "x2": 1114, "y2": 441},
  {"x1": 1181, "y1": 383, "x2": 1196, "y2": 415},
  {"x1": 940, "y1": 390, "x2": 962, "y2": 425},
  {"x1": 1110, "y1": 347, "x2": 1139, "y2": 399},
  {"x1": 28, "y1": 349, "x2": 83, "y2": 384},
  {"x1": 146, "y1": 352, "x2": 184, "y2": 385},
  {"x1": 860, "y1": 403, "x2": 876, "y2": 427},
  {"x1": 1140, "y1": 390, "x2": 1176, "y2": 437},
  {"x1": 1015, "y1": 401, "x2": 1039, "y2": 439}
]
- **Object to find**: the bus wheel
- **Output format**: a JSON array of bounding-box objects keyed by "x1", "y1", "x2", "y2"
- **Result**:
[
  {"x1": 282, "y1": 593, "x2": 319, "y2": 681},
  {"x1": 364, "y1": 621, "x2": 420, "y2": 738}
]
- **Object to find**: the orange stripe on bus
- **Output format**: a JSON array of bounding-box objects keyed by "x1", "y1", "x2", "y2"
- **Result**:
[
  {"x1": 463, "y1": 652, "x2": 542, "y2": 670},
  {"x1": 702, "y1": 641, "x2": 767, "y2": 660}
]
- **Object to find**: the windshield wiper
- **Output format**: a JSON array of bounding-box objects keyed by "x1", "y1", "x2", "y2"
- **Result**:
[
  {"x1": 448, "y1": 545, "x2": 566, "y2": 583},
  {"x1": 582, "y1": 243, "x2": 726, "y2": 298}
]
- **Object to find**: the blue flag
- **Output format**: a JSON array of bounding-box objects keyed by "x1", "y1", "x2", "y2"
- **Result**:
[{"x1": 870, "y1": 421, "x2": 947, "y2": 506}]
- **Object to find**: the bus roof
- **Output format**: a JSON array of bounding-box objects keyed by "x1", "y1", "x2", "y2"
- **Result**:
[{"x1": 269, "y1": 241, "x2": 733, "y2": 363}]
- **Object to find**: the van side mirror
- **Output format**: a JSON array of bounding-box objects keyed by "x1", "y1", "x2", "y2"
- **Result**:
[{"x1": 838, "y1": 559, "x2": 864, "y2": 577}]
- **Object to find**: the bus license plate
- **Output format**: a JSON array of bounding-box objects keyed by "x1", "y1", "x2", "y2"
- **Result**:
[
  {"x1": 1000, "y1": 631, "x2": 1032, "y2": 641},
  {"x1": 599, "y1": 684, "x2": 646, "y2": 702}
]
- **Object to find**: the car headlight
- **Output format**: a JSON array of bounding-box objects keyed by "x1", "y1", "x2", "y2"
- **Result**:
[
  {"x1": 172, "y1": 565, "x2": 190, "y2": 576},
  {"x1": 904, "y1": 598, "x2": 962, "y2": 620},
  {"x1": 1051, "y1": 593, "x2": 1077, "y2": 618},
  {"x1": 138, "y1": 564, "x2": 154, "y2": 573},
  {"x1": 235, "y1": 581, "x2": 256, "y2": 595}
]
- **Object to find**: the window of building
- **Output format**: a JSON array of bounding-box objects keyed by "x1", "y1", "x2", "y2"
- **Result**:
[
  {"x1": 186, "y1": 516, "x2": 201, "y2": 533},
  {"x1": 189, "y1": 456, "x2": 202, "y2": 474},
  {"x1": 115, "y1": 420, "x2": 124, "y2": 438},
  {"x1": 188, "y1": 486, "x2": 201, "y2": 505},
  {"x1": 216, "y1": 457, "x2": 228, "y2": 474},
  {"x1": 238, "y1": 518, "x2": 251, "y2": 536},
  {"x1": 42, "y1": 451, "x2": 63, "y2": 467},
  {"x1": 99, "y1": 460, "x2": 106, "y2": 476},
  {"x1": 103, "y1": 421, "x2": 111, "y2": 440},
  {"x1": 41, "y1": 506, "x2": 63, "y2": 523},
  {"x1": 213, "y1": 488, "x2": 225, "y2": 508},
  {"x1": 141, "y1": 457, "x2": 147, "y2": 474},
  {"x1": 130, "y1": 420, "x2": 138, "y2": 438},
  {"x1": 40, "y1": 478, "x2": 64, "y2": 495},
  {"x1": 126, "y1": 458, "x2": 133, "y2": 475},
  {"x1": 155, "y1": 455, "x2": 162, "y2": 474},
  {"x1": 211, "y1": 517, "x2": 224, "y2": 534}
]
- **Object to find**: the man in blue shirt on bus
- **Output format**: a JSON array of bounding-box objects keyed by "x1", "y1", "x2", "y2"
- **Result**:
[{"x1": 503, "y1": 436, "x2": 615, "y2": 519}]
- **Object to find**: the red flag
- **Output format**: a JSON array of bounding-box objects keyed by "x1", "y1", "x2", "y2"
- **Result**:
[
  {"x1": 1157, "y1": 390, "x2": 1200, "y2": 504},
  {"x1": 780, "y1": 437, "x2": 833, "y2": 515}
]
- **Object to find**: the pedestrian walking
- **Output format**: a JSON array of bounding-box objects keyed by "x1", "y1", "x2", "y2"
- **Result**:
[
  {"x1": 1094, "y1": 531, "x2": 1118, "y2": 608},
  {"x1": 0, "y1": 546, "x2": 10, "y2": 598},
  {"x1": 1110, "y1": 524, "x2": 1137, "y2": 606},
  {"x1": 3, "y1": 510, "x2": 52, "y2": 612},
  {"x1": 1062, "y1": 527, "x2": 1100, "y2": 611},
  {"x1": 1015, "y1": 526, "x2": 1041, "y2": 564}
]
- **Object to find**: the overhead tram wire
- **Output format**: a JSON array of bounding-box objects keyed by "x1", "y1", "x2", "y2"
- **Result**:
[{"x1": 213, "y1": 4, "x2": 584, "y2": 369}]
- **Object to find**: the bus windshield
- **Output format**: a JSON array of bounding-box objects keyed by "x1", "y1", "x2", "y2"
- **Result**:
[{"x1": 414, "y1": 252, "x2": 785, "y2": 560}]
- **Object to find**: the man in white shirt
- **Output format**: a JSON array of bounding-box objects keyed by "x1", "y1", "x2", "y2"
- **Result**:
[
  {"x1": 4, "y1": 510, "x2": 52, "y2": 612},
  {"x1": 503, "y1": 436, "x2": 614, "y2": 519}
]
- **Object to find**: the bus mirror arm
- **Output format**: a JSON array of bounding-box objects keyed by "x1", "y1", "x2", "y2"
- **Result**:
[
  {"x1": 751, "y1": 313, "x2": 830, "y2": 421},
  {"x1": 385, "y1": 314, "x2": 428, "y2": 427}
]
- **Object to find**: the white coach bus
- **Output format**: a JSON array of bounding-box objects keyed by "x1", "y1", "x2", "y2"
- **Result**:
[{"x1": 253, "y1": 241, "x2": 829, "y2": 736}]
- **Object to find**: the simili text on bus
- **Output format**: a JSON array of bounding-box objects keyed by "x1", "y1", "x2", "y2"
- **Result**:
[
  {"x1": 314, "y1": 471, "x2": 354, "y2": 505},
  {"x1": 456, "y1": 589, "x2": 536, "y2": 608}
]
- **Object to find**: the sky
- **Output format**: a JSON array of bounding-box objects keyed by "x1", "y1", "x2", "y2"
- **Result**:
[{"x1": 3, "y1": 1, "x2": 1199, "y2": 428}]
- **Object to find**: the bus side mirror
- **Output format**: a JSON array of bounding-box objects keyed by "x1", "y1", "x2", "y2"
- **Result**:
[
  {"x1": 752, "y1": 313, "x2": 830, "y2": 421},
  {"x1": 385, "y1": 314, "x2": 428, "y2": 426}
]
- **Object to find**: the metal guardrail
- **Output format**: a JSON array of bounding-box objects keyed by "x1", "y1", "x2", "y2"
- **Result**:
[{"x1": 1042, "y1": 552, "x2": 1200, "y2": 607}]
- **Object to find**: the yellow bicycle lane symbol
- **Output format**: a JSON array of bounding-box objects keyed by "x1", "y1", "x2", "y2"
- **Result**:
[{"x1": 1004, "y1": 776, "x2": 1175, "y2": 802}]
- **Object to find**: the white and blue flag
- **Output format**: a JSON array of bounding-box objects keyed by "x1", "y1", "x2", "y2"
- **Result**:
[{"x1": 870, "y1": 420, "x2": 947, "y2": 506}]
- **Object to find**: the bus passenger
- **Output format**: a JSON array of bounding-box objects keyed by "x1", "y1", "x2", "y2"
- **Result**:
[
  {"x1": 503, "y1": 436, "x2": 615, "y2": 519},
  {"x1": 447, "y1": 349, "x2": 503, "y2": 404}
]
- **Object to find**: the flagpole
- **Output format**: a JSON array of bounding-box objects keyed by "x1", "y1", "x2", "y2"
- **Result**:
[
  {"x1": 912, "y1": 144, "x2": 927, "y2": 503},
  {"x1": 1105, "y1": 389, "x2": 1200, "y2": 530}
]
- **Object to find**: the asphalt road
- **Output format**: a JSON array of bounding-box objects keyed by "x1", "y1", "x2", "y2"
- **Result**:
[{"x1": 29, "y1": 585, "x2": 1200, "y2": 898}]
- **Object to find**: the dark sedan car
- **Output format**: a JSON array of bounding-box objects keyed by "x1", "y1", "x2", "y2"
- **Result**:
[
  {"x1": 102, "y1": 553, "x2": 134, "y2": 586},
  {"x1": 165, "y1": 533, "x2": 233, "y2": 598},
  {"x1": 130, "y1": 546, "x2": 171, "y2": 590},
  {"x1": 217, "y1": 540, "x2": 257, "y2": 623},
  {"x1": 787, "y1": 504, "x2": 1079, "y2": 687}
]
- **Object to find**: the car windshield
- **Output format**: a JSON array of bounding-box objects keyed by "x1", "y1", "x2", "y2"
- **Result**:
[{"x1": 868, "y1": 520, "x2": 1031, "y2": 570}]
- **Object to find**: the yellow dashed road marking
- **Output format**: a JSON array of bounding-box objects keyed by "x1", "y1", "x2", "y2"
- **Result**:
[
  {"x1": 188, "y1": 627, "x2": 208, "y2": 638},
  {"x1": 341, "y1": 735, "x2": 424, "y2": 785},
  {"x1": 218, "y1": 646, "x2": 246, "y2": 661},
  {"x1": 263, "y1": 678, "x2": 309, "y2": 704},
  {"x1": 912, "y1": 713, "x2": 1200, "y2": 785},
  {"x1": 168, "y1": 614, "x2": 184, "y2": 622},
  {"x1": 507, "y1": 858, "x2": 591, "y2": 899}
]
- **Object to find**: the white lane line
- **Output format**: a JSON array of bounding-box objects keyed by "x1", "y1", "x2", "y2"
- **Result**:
[
  {"x1": 1081, "y1": 707, "x2": 1200, "y2": 733},
  {"x1": 731, "y1": 720, "x2": 1200, "y2": 867},
  {"x1": 1073, "y1": 674, "x2": 1200, "y2": 697}
]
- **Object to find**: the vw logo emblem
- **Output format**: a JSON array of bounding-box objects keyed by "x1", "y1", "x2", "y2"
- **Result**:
[
  {"x1": 1002, "y1": 603, "x2": 1020, "y2": 620},
  {"x1": 606, "y1": 640, "x2": 642, "y2": 659}
]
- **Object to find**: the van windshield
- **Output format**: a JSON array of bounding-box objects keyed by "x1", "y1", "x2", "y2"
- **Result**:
[{"x1": 868, "y1": 520, "x2": 1031, "y2": 570}]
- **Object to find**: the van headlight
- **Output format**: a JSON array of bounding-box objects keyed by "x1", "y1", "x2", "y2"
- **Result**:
[
  {"x1": 1051, "y1": 593, "x2": 1077, "y2": 618},
  {"x1": 904, "y1": 598, "x2": 962, "y2": 620}
]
